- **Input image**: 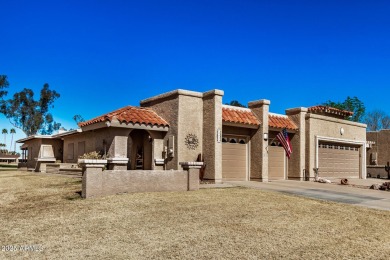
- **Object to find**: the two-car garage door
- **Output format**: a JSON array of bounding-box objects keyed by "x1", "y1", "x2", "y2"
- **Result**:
[{"x1": 318, "y1": 143, "x2": 360, "y2": 178}]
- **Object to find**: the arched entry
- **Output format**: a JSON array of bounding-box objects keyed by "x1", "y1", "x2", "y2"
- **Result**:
[{"x1": 128, "y1": 129, "x2": 152, "y2": 170}]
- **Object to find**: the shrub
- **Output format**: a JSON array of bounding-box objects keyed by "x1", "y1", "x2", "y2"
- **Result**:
[{"x1": 78, "y1": 151, "x2": 102, "y2": 160}]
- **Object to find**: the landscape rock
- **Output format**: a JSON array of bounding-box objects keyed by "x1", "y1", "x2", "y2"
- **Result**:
[{"x1": 370, "y1": 184, "x2": 381, "y2": 190}]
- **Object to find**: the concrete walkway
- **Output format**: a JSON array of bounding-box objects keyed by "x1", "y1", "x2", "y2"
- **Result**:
[{"x1": 226, "y1": 180, "x2": 390, "y2": 211}]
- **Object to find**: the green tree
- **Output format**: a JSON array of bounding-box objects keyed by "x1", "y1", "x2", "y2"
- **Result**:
[
  {"x1": 0, "y1": 75, "x2": 9, "y2": 99},
  {"x1": 73, "y1": 114, "x2": 85, "y2": 125},
  {"x1": 0, "y1": 83, "x2": 61, "y2": 136},
  {"x1": 225, "y1": 100, "x2": 246, "y2": 108},
  {"x1": 323, "y1": 96, "x2": 365, "y2": 122},
  {"x1": 9, "y1": 128, "x2": 16, "y2": 151}
]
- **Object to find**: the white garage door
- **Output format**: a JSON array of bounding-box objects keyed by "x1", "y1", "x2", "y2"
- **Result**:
[
  {"x1": 222, "y1": 137, "x2": 248, "y2": 181},
  {"x1": 318, "y1": 143, "x2": 360, "y2": 178},
  {"x1": 268, "y1": 146, "x2": 286, "y2": 180}
]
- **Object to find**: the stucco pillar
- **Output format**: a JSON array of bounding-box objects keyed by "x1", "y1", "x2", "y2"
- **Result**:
[
  {"x1": 248, "y1": 99, "x2": 270, "y2": 182},
  {"x1": 180, "y1": 162, "x2": 203, "y2": 191},
  {"x1": 79, "y1": 159, "x2": 108, "y2": 198},
  {"x1": 149, "y1": 131, "x2": 165, "y2": 170},
  {"x1": 107, "y1": 128, "x2": 131, "y2": 170},
  {"x1": 202, "y1": 90, "x2": 224, "y2": 183},
  {"x1": 285, "y1": 108, "x2": 307, "y2": 180}
]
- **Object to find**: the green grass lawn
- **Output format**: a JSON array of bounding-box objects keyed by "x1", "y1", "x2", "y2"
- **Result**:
[{"x1": 1, "y1": 170, "x2": 390, "y2": 259}]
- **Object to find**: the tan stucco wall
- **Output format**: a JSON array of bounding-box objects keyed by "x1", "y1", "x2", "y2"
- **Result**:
[
  {"x1": 286, "y1": 108, "x2": 307, "y2": 180},
  {"x1": 366, "y1": 132, "x2": 378, "y2": 165},
  {"x1": 177, "y1": 94, "x2": 204, "y2": 166},
  {"x1": 367, "y1": 130, "x2": 390, "y2": 166},
  {"x1": 141, "y1": 89, "x2": 222, "y2": 179},
  {"x1": 305, "y1": 114, "x2": 366, "y2": 178},
  {"x1": 63, "y1": 128, "x2": 131, "y2": 163},
  {"x1": 141, "y1": 94, "x2": 179, "y2": 170},
  {"x1": 248, "y1": 100, "x2": 270, "y2": 181},
  {"x1": 82, "y1": 168, "x2": 199, "y2": 198},
  {"x1": 24, "y1": 139, "x2": 42, "y2": 169},
  {"x1": 202, "y1": 91, "x2": 223, "y2": 181}
]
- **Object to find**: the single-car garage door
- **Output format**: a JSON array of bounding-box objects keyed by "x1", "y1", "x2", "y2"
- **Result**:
[
  {"x1": 318, "y1": 143, "x2": 360, "y2": 178},
  {"x1": 268, "y1": 146, "x2": 286, "y2": 180},
  {"x1": 222, "y1": 136, "x2": 248, "y2": 181}
]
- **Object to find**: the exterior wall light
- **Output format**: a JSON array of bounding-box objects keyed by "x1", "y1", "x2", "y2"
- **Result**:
[
  {"x1": 340, "y1": 127, "x2": 344, "y2": 135},
  {"x1": 263, "y1": 133, "x2": 269, "y2": 141}
]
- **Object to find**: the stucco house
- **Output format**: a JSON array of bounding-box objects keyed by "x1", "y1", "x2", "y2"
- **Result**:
[
  {"x1": 366, "y1": 129, "x2": 390, "y2": 178},
  {"x1": 17, "y1": 89, "x2": 367, "y2": 181}
]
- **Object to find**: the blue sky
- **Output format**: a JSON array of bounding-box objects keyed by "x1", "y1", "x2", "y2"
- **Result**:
[{"x1": 1, "y1": 0, "x2": 390, "y2": 151}]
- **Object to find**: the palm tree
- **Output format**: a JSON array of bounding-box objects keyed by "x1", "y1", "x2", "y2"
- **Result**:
[
  {"x1": 2, "y1": 129, "x2": 7, "y2": 149},
  {"x1": 10, "y1": 128, "x2": 16, "y2": 152},
  {"x1": 0, "y1": 143, "x2": 5, "y2": 153}
]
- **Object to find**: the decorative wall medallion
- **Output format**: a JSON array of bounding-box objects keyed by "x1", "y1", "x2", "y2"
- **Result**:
[{"x1": 185, "y1": 133, "x2": 199, "y2": 150}]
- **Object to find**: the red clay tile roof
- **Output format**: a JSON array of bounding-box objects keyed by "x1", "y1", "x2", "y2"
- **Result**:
[
  {"x1": 79, "y1": 106, "x2": 169, "y2": 127},
  {"x1": 222, "y1": 106, "x2": 260, "y2": 126},
  {"x1": 308, "y1": 105, "x2": 353, "y2": 117},
  {"x1": 268, "y1": 114, "x2": 298, "y2": 130}
]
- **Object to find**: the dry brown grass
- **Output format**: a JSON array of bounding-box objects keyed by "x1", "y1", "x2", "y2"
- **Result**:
[{"x1": 1, "y1": 171, "x2": 390, "y2": 260}]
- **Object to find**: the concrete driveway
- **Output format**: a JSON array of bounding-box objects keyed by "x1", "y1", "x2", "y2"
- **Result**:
[{"x1": 226, "y1": 180, "x2": 390, "y2": 211}]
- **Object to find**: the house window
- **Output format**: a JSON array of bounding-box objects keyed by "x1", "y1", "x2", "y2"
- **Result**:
[
  {"x1": 78, "y1": 141, "x2": 85, "y2": 157},
  {"x1": 67, "y1": 143, "x2": 74, "y2": 160}
]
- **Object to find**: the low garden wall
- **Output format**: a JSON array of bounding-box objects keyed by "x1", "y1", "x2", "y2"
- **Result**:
[
  {"x1": 367, "y1": 165, "x2": 389, "y2": 179},
  {"x1": 46, "y1": 163, "x2": 81, "y2": 174},
  {"x1": 80, "y1": 160, "x2": 202, "y2": 198}
]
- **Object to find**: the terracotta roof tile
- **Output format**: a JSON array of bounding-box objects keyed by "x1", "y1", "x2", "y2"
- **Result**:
[
  {"x1": 222, "y1": 106, "x2": 260, "y2": 126},
  {"x1": 79, "y1": 106, "x2": 169, "y2": 127},
  {"x1": 308, "y1": 105, "x2": 353, "y2": 117},
  {"x1": 268, "y1": 114, "x2": 298, "y2": 130}
]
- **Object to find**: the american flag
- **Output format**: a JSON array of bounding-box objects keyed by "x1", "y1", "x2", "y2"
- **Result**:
[{"x1": 276, "y1": 128, "x2": 292, "y2": 159}]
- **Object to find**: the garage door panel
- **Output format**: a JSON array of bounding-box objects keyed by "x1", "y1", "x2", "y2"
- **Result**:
[
  {"x1": 319, "y1": 145, "x2": 359, "y2": 178},
  {"x1": 222, "y1": 142, "x2": 248, "y2": 181},
  {"x1": 268, "y1": 146, "x2": 285, "y2": 180}
]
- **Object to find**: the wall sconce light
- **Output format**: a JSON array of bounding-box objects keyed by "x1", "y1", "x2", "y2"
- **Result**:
[
  {"x1": 340, "y1": 127, "x2": 344, "y2": 135},
  {"x1": 263, "y1": 133, "x2": 269, "y2": 141}
]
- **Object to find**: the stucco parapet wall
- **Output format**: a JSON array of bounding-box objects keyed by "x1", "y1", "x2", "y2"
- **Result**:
[
  {"x1": 306, "y1": 113, "x2": 367, "y2": 128},
  {"x1": 202, "y1": 89, "x2": 224, "y2": 98},
  {"x1": 140, "y1": 89, "x2": 224, "y2": 105},
  {"x1": 248, "y1": 99, "x2": 271, "y2": 108},
  {"x1": 285, "y1": 107, "x2": 308, "y2": 115},
  {"x1": 140, "y1": 89, "x2": 203, "y2": 104}
]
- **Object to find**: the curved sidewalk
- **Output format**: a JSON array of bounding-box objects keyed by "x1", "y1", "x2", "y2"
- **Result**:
[{"x1": 226, "y1": 180, "x2": 390, "y2": 211}]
